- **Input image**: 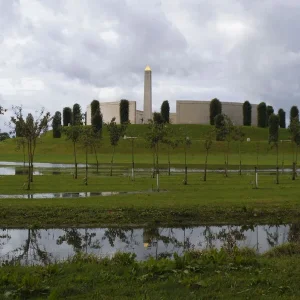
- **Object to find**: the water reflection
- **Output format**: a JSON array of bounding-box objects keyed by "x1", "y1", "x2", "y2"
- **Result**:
[
  {"x1": 0, "y1": 190, "x2": 165, "y2": 199},
  {"x1": 0, "y1": 224, "x2": 298, "y2": 266}
]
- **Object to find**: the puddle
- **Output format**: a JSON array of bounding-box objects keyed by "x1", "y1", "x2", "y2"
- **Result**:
[
  {"x1": 0, "y1": 224, "x2": 297, "y2": 265},
  {"x1": 0, "y1": 190, "x2": 166, "y2": 199}
]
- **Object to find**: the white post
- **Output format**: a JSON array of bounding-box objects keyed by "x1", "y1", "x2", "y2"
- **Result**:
[
  {"x1": 156, "y1": 173, "x2": 159, "y2": 191},
  {"x1": 255, "y1": 170, "x2": 258, "y2": 188}
]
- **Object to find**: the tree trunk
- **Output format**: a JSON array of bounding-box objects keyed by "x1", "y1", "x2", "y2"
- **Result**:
[
  {"x1": 292, "y1": 162, "x2": 296, "y2": 180},
  {"x1": 152, "y1": 150, "x2": 155, "y2": 178},
  {"x1": 183, "y1": 147, "x2": 187, "y2": 185},
  {"x1": 93, "y1": 145, "x2": 99, "y2": 174},
  {"x1": 239, "y1": 142, "x2": 242, "y2": 176},
  {"x1": 168, "y1": 146, "x2": 171, "y2": 176},
  {"x1": 27, "y1": 141, "x2": 31, "y2": 190},
  {"x1": 110, "y1": 146, "x2": 115, "y2": 176},
  {"x1": 296, "y1": 145, "x2": 299, "y2": 178},
  {"x1": 156, "y1": 144, "x2": 159, "y2": 191},
  {"x1": 204, "y1": 149, "x2": 208, "y2": 182},
  {"x1": 276, "y1": 144, "x2": 279, "y2": 184},
  {"x1": 131, "y1": 139, "x2": 134, "y2": 181},
  {"x1": 73, "y1": 142, "x2": 78, "y2": 179},
  {"x1": 85, "y1": 148, "x2": 88, "y2": 185}
]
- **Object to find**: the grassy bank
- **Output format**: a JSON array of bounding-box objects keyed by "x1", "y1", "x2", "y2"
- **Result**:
[
  {"x1": 0, "y1": 125, "x2": 296, "y2": 166},
  {"x1": 1, "y1": 173, "x2": 300, "y2": 227},
  {"x1": 1, "y1": 245, "x2": 300, "y2": 299}
]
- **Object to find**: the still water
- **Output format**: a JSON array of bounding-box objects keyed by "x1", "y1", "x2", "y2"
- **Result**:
[{"x1": 0, "y1": 224, "x2": 298, "y2": 265}]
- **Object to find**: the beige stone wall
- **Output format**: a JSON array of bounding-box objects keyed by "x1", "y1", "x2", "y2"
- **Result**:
[
  {"x1": 86, "y1": 101, "x2": 136, "y2": 125},
  {"x1": 170, "y1": 113, "x2": 177, "y2": 124},
  {"x1": 176, "y1": 101, "x2": 210, "y2": 124},
  {"x1": 176, "y1": 100, "x2": 258, "y2": 126},
  {"x1": 136, "y1": 110, "x2": 144, "y2": 124}
]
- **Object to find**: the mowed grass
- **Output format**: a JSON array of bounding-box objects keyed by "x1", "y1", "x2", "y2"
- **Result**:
[
  {"x1": 1, "y1": 172, "x2": 300, "y2": 227},
  {"x1": 0, "y1": 124, "x2": 296, "y2": 166},
  {"x1": 1, "y1": 247, "x2": 300, "y2": 299}
]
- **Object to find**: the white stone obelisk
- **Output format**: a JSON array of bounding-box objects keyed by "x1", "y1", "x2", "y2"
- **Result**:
[{"x1": 143, "y1": 65, "x2": 152, "y2": 123}]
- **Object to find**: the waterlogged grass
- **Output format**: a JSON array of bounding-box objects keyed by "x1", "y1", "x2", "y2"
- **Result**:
[
  {"x1": 1, "y1": 246, "x2": 300, "y2": 299},
  {"x1": 0, "y1": 173, "x2": 300, "y2": 227}
]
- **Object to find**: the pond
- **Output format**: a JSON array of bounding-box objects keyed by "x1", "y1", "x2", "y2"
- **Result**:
[
  {"x1": 0, "y1": 190, "x2": 165, "y2": 199},
  {"x1": 0, "y1": 224, "x2": 298, "y2": 265}
]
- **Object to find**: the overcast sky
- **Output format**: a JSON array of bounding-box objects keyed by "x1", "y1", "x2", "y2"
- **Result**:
[{"x1": 1, "y1": 0, "x2": 300, "y2": 130}]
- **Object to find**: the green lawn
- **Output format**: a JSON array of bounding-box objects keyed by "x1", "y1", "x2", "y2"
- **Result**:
[
  {"x1": 0, "y1": 124, "x2": 296, "y2": 166},
  {"x1": 1, "y1": 246, "x2": 300, "y2": 299},
  {"x1": 1, "y1": 173, "x2": 300, "y2": 228}
]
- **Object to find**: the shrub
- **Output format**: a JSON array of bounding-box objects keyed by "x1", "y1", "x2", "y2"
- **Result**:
[{"x1": 243, "y1": 101, "x2": 252, "y2": 126}]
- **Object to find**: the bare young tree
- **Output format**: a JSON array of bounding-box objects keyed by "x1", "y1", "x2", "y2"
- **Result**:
[
  {"x1": 203, "y1": 130, "x2": 215, "y2": 181},
  {"x1": 106, "y1": 117, "x2": 127, "y2": 176},
  {"x1": 289, "y1": 117, "x2": 300, "y2": 179},
  {"x1": 145, "y1": 120, "x2": 168, "y2": 191},
  {"x1": 9, "y1": 106, "x2": 51, "y2": 190},
  {"x1": 63, "y1": 125, "x2": 82, "y2": 179},
  {"x1": 80, "y1": 127, "x2": 94, "y2": 185}
]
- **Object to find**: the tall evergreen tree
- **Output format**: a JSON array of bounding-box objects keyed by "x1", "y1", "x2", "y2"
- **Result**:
[
  {"x1": 72, "y1": 103, "x2": 82, "y2": 126},
  {"x1": 119, "y1": 99, "x2": 129, "y2": 124},
  {"x1": 290, "y1": 106, "x2": 299, "y2": 125},
  {"x1": 269, "y1": 114, "x2": 279, "y2": 143},
  {"x1": 52, "y1": 111, "x2": 62, "y2": 138},
  {"x1": 160, "y1": 100, "x2": 170, "y2": 123},
  {"x1": 266, "y1": 105, "x2": 274, "y2": 126},
  {"x1": 91, "y1": 100, "x2": 100, "y2": 117},
  {"x1": 278, "y1": 109, "x2": 286, "y2": 128},
  {"x1": 210, "y1": 98, "x2": 222, "y2": 125},
  {"x1": 63, "y1": 107, "x2": 72, "y2": 126},
  {"x1": 243, "y1": 101, "x2": 252, "y2": 126},
  {"x1": 257, "y1": 102, "x2": 267, "y2": 128}
]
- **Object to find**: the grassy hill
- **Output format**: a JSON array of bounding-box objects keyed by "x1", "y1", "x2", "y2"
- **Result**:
[{"x1": 0, "y1": 124, "x2": 295, "y2": 166}]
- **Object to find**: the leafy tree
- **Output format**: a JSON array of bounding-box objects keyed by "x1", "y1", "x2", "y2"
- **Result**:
[
  {"x1": 90, "y1": 100, "x2": 103, "y2": 172},
  {"x1": 106, "y1": 117, "x2": 127, "y2": 176},
  {"x1": 153, "y1": 112, "x2": 164, "y2": 124},
  {"x1": 161, "y1": 126, "x2": 179, "y2": 176},
  {"x1": 278, "y1": 109, "x2": 286, "y2": 128},
  {"x1": 63, "y1": 107, "x2": 72, "y2": 126},
  {"x1": 15, "y1": 137, "x2": 26, "y2": 167},
  {"x1": 145, "y1": 120, "x2": 168, "y2": 190},
  {"x1": 243, "y1": 101, "x2": 252, "y2": 126},
  {"x1": 290, "y1": 106, "x2": 299, "y2": 125},
  {"x1": 257, "y1": 102, "x2": 267, "y2": 128},
  {"x1": 214, "y1": 113, "x2": 226, "y2": 141},
  {"x1": 80, "y1": 127, "x2": 94, "y2": 185},
  {"x1": 178, "y1": 127, "x2": 192, "y2": 185},
  {"x1": 9, "y1": 106, "x2": 51, "y2": 189},
  {"x1": 289, "y1": 117, "x2": 300, "y2": 180},
  {"x1": 209, "y1": 98, "x2": 222, "y2": 125},
  {"x1": 203, "y1": 130, "x2": 214, "y2": 181},
  {"x1": 268, "y1": 114, "x2": 280, "y2": 184},
  {"x1": 215, "y1": 114, "x2": 239, "y2": 177},
  {"x1": 62, "y1": 125, "x2": 82, "y2": 179},
  {"x1": 72, "y1": 103, "x2": 83, "y2": 126},
  {"x1": 52, "y1": 111, "x2": 62, "y2": 138},
  {"x1": 0, "y1": 132, "x2": 10, "y2": 141},
  {"x1": 120, "y1": 99, "x2": 129, "y2": 124},
  {"x1": 266, "y1": 105, "x2": 274, "y2": 126},
  {"x1": 160, "y1": 100, "x2": 170, "y2": 123},
  {"x1": 233, "y1": 126, "x2": 245, "y2": 175}
]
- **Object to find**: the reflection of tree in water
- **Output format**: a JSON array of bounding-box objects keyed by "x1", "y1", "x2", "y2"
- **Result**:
[
  {"x1": 264, "y1": 226, "x2": 280, "y2": 247},
  {"x1": 288, "y1": 223, "x2": 300, "y2": 243},
  {"x1": 215, "y1": 226, "x2": 250, "y2": 251},
  {"x1": 8, "y1": 229, "x2": 51, "y2": 265},
  {"x1": 102, "y1": 228, "x2": 135, "y2": 248},
  {"x1": 0, "y1": 230, "x2": 11, "y2": 250},
  {"x1": 143, "y1": 227, "x2": 194, "y2": 259},
  {"x1": 57, "y1": 229, "x2": 101, "y2": 253}
]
